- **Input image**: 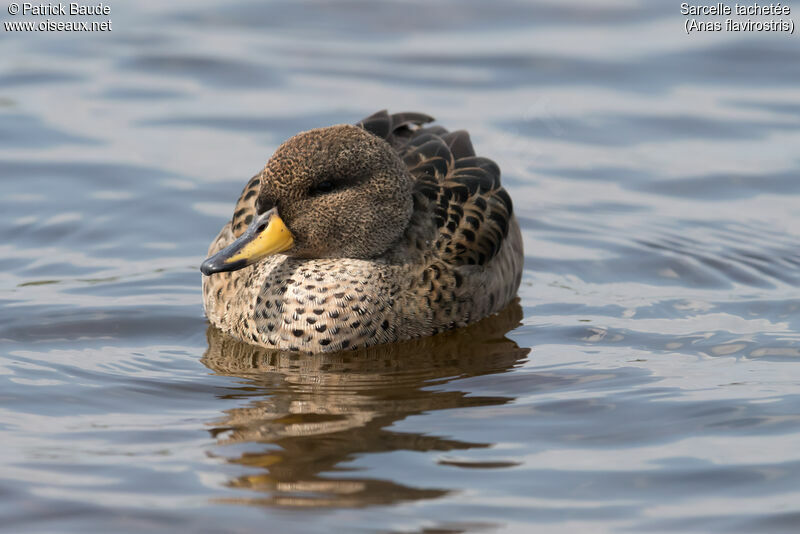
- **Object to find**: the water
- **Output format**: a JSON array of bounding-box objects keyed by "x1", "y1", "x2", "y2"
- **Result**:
[{"x1": 2, "y1": 1, "x2": 800, "y2": 532}]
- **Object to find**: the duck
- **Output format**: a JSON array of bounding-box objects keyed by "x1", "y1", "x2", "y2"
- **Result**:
[{"x1": 201, "y1": 110, "x2": 523, "y2": 353}]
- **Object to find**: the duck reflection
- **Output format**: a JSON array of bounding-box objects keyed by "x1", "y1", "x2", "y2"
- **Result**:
[{"x1": 202, "y1": 301, "x2": 529, "y2": 508}]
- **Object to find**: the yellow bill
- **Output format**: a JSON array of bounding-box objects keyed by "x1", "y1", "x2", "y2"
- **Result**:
[{"x1": 201, "y1": 207, "x2": 294, "y2": 275}]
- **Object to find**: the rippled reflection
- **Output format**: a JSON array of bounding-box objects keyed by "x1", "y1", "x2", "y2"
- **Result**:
[{"x1": 201, "y1": 302, "x2": 529, "y2": 508}]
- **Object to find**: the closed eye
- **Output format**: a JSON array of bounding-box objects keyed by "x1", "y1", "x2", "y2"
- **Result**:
[{"x1": 312, "y1": 180, "x2": 335, "y2": 194}]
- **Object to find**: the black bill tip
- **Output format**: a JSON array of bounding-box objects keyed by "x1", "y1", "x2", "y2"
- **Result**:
[{"x1": 200, "y1": 255, "x2": 247, "y2": 276}]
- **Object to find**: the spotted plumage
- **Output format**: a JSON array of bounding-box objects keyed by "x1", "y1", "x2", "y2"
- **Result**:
[{"x1": 202, "y1": 110, "x2": 523, "y2": 353}]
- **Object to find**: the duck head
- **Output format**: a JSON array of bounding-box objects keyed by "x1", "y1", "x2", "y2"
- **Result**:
[{"x1": 201, "y1": 124, "x2": 414, "y2": 275}]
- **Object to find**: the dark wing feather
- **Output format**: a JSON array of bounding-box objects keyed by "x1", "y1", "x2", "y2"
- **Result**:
[
  {"x1": 230, "y1": 174, "x2": 261, "y2": 238},
  {"x1": 357, "y1": 110, "x2": 435, "y2": 148},
  {"x1": 357, "y1": 111, "x2": 512, "y2": 268},
  {"x1": 442, "y1": 130, "x2": 475, "y2": 160}
]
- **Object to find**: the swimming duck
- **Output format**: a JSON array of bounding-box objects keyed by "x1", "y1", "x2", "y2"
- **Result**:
[{"x1": 201, "y1": 110, "x2": 523, "y2": 353}]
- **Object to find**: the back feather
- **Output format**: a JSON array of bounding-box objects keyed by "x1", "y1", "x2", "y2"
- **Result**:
[{"x1": 357, "y1": 110, "x2": 513, "y2": 267}]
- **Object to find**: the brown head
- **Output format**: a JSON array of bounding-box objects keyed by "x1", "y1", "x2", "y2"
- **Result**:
[
  {"x1": 259, "y1": 124, "x2": 413, "y2": 258},
  {"x1": 201, "y1": 124, "x2": 413, "y2": 275}
]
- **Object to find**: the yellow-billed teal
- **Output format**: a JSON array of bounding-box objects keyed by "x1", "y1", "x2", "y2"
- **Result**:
[{"x1": 201, "y1": 110, "x2": 523, "y2": 353}]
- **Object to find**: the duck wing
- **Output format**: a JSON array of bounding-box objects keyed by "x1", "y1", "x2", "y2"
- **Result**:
[
  {"x1": 357, "y1": 109, "x2": 435, "y2": 147},
  {"x1": 357, "y1": 110, "x2": 513, "y2": 267}
]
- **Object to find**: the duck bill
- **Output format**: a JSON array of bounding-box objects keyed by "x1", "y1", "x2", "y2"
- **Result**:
[{"x1": 200, "y1": 208, "x2": 294, "y2": 276}]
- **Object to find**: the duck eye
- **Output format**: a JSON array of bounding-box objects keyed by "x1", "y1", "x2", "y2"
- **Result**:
[{"x1": 314, "y1": 180, "x2": 335, "y2": 194}]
